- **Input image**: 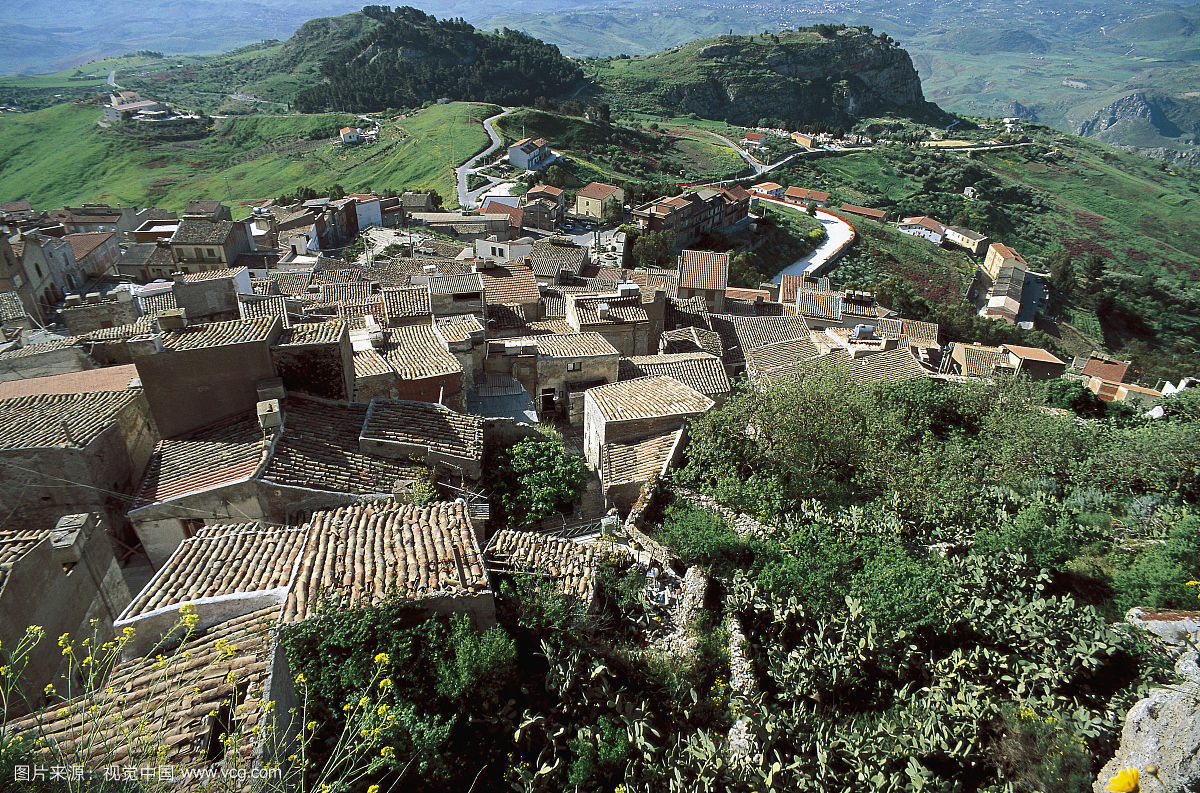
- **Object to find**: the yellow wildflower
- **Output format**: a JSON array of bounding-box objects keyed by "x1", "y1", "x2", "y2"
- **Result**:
[
  {"x1": 294, "y1": 673, "x2": 306, "y2": 685},
  {"x1": 379, "y1": 678, "x2": 392, "y2": 690},
  {"x1": 1106, "y1": 767, "x2": 1139, "y2": 793},
  {"x1": 380, "y1": 746, "x2": 396, "y2": 759},
  {"x1": 374, "y1": 652, "x2": 389, "y2": 665},
  {"x1": 368, "y1": 786, "x2": 381, "y2": 793}
]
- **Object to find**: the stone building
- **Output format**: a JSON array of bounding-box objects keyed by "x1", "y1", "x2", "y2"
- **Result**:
[
  {"x1": 0, "y1": 513, "x2": 132, "y2": 715},
  {"x1": 582, "y1": 375, "x2": 713, "y2": 473}
]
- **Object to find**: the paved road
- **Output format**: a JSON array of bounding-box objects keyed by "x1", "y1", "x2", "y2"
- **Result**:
[
  {"x1": 756, "y1": 196, "x2": 857, "y2": 282},
  {"x1": 456, "y1": 107, "x2": 513, "y2": 208},
  {"x1": 106, "y1": 70, "x2": 119, "y2": 89},
  {"x1": 700, "y1": 132, "x2": 809, "y2": 176}
]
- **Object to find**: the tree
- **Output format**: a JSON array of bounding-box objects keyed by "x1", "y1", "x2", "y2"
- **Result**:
[
  {"x1": 1047, "y1": 249, "x2": 1076, "y2": 303},
  {"x1": 804, "y1": 201, "x2": 817, "y2": 216},
  {"x1": 631, "y1": 229, "x2": 675, "y2": 268},
  {"x1": 1080, "y1": 253, "x2": 1105, "y2": 283},
  {"x1": 494, "y1": 436, "x2": 586, "y2": 526}
]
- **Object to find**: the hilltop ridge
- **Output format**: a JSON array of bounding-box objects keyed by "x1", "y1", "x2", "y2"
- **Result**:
[{"x1": 593, "y1": 26, "x2": 939, "y2": 128}]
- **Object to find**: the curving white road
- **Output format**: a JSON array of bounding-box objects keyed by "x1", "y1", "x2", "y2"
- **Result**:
[
  {"x1": 456, "y1": 107, "x2": 513, "y2": 208},
  {"x1": 755, "y1": 196, "x2": 857, "y2": 282},
  {"x1": 702, "y1": 131, "x2": 808, "y2": 175}
]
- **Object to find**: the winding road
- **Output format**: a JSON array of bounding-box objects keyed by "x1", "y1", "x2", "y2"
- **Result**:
[
  {"x1": 702, "y1": 131, "x2": 807, "y2": 176},
  {"x1": 754, "y1": 195, "x2": 856, "y2": 282},
  {"x1": 456, "y1": 107, "x2": 513, "y2": 208}
]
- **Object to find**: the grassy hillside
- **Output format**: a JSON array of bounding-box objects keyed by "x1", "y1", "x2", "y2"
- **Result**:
[
  {"x1": 495, "y1": 109, "x2": 747, "y2": 188},
  {"x1": 592, "y1": 27, "x2": 934, "y2": 128},
  {"x1": 0, "y1": 101, "x2": 496, "y2": 211},
  {"x1": 769, "y1": 127, "x2": 1199, "y2": 379}
]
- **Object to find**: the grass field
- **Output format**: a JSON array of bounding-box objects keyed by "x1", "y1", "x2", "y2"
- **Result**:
[{"x1": 0, "y1": 101, "x2": 497, "y2": 212}]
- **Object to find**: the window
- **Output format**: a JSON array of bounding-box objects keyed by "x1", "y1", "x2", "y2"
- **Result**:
[
  {"x1": 34, "y1": 263, "x2": 42, "y2": 278},
  {"x1": 451, "y1": 293, "x2": 475, "y2": 302},
  {"x1": 567, "y1": 361, "x2": 582, "y2": 372},
  {"x1": 206, "y1": 248, "x2": 217, "y2": 259}
]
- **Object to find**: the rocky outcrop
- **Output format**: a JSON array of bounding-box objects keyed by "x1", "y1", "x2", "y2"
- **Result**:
[
  {"x1": 607, "y1": 29, "x2": 938, "y2": 128},
  {"x1": 1077, "y1": 92, "x2": 1183, "y2": 139},
  {"x1": 1093, "y1": 609, "x2": 1200, "y2": 793}
]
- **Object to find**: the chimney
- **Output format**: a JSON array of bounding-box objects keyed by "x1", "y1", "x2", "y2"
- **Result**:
[
  {"x1": 63, "y1": 294, "x2": 82, "y2": 308},
  {"x1": 256, "y1": 399, "x2": 282, "y2": 432},
  {"x1": 115, "y1": 289, "x2": 133, "y2": 303},
  {"x1": 596, "y1": 302, "x2": 610, "y2": 321},
  {"x1": 157, "y1": 308, "x2": 188, "y2": 330},
  {"x1": 51, "y1": 513, "x2": 95, "y2": 564},
  {"x1": 85, "y1": 292, "x2": 102, "y2": 304}
]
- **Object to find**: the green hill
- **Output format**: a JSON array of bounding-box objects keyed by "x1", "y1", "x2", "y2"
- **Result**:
[
  {"x1": 0, "y1": 101, "x2": 495, "y2": 211},
  {"x1": 292, "y1": 6, "x2": 583, "y2": 113},
  {"x1": 592, "y1": 26, "x2": 940, "y2": 129}
]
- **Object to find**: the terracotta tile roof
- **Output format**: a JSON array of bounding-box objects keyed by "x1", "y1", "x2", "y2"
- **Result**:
[
  {"x1": 529, "y1": 238, "x2": 587, "y2": 276},
  {"x1": 0, "y1": 529, "x2": 47, "y2": 592},
  {"x1": 320, "y1": 282, "x2": 375, "y2": 304},
  {"x1": 1081, "y1": 354, "x2": 1130, "y2": 383},
  {"x1": 601, "y1": 429, "x2": 683, "y2": 487},
  {"x1": 77, "y1": 316, "x2": 154, "y2": 343},
  {"x1": 725, "y1": 287, "x2": 771, "y2": 302},
  {"x1": 852, "y1": 347, "x2": 930, "y2": 383},
  {"x1": 779, "y1": 274, "x2": 832, "y2": 303},
  {"x1": 360, "y1": 259, "x2": 422, "y2": 287},
  {"x1": 839, "y1": 203, "x2": 886, "y2": 220},
  {"x1": 709, "y1": 314, "x2": 813, "y2": 368},
  {"x1": 435, "y1": 313, "x2": 484, "y2": 343},
  {"x1": 0, "y1": 291, "x2": 28, "y2": 322},
  {"x1": 988, "y1": 243, "x2": 1026, "y2": 263},
  {"x1": 283, "y1": 500, "x2": 489, "y2": 621},
  {"x1": 951, "y1": 343, "x2": 1004, "y2": 376},
  {"x1": 251, "y1": 278, "x2": 280, "y2": 296},
  {"x1": 311, "y1": 267, "x2": 363, "y2": 286},
  {"x1": 678, "y1": 250, "x2": 729, "y2": 292},
  {"x1": 64, "y1": 231, "x2": 114, "y2": 261},
  {"x1": 179, "y1": 267, "x2": 246, "y2": 283},
  {"x1": 487, "y1": 530, "x2": 600, "y2": 601},
  {"x1": 899, "y1": 216, "x2": 946, "y2": 234},
  {"x1": 170, "y1": 218, "x2": 236, "y2": 245},
  {"x1": 619, "y1": 353, "x2": 730, "y2": 398},
  {"x1": 1003, "y1": 344, "x2": 1064, "y2": 364},
  {"x1": 527, "y1": 185, "x2": 564, "y2": 199},
  {"x1": 270, "y1": 270, "x2": 313, "y2": 295},
  {"x1": 0, "y1": 337, "x2": 78, "y2": 360},
  {"x1": 795, "y1": 290, "x2": 843, "y2": 322},
  {"x1": 381, "y1": 286, "x2": 432, "y2": 323},
  {"x1": 483, "y1": 303, "x2": 530, "y2": 330},
  {"x1": 262, "y1": 400, "x2": 426, "y2": 495},
  {"x1": 0, "y1": 200, "x2": 31, "y2": 213},
  {"x1": 577, "y1": 182, "x2": 620, "y2": 200},
  {"x1": 540, "y1": 294, "x2": 566, "y2": 318},
  {"x1": 275, "y1": 320, "x2": 346, "y2": 346},
  {"x1": 0, "y1": 390, "x2": 141, "y2": 450},
  {"x1": 586, "y1": 375, "x2": 713, "y2": 422},
  {"x1": 574, "y1": 295, "x2": 648, "y2": 325},
  {"x1": 527, "y1": 318, "x2": 575, "y2": 335},
  {"x1": 238, "y1": 294, "x2": 291, "y2": 327},
  {"x1": 745, "y1": 336, "x2": 821, "y2": 383},
  {"x1": 132, "y1": 415, "x2": 266, "y2": 509},
  {"x1": 0, "y1": 364, "x2": 139, "y2": 400},
  {"x1": 532, "y1": 332, "x2": 618, "y2": 358},
  {"x1": 10, "y1": 608, "x2": 278, "y2": 776},
  {"x1": 479, "y1": 264, "x2": 540, "y2": 305},
  {"x1": 123, "y1": 525, "x2": 307, "y2": 616},
  {"x1": 338, "y1": 297, "x2": 387, "y2": 326},
  {"x1": 138, "y1": 289, "x2": 178, "y2": 316},
  {"x1": 661, "y1": 326, "x2": 724, "y2": 357},
  {"x1": 784, "y1": 187, "x2": 830, "y2": 203},
  {"x1": 361, "y1": 400, "x2": 482, "y2": 461},
  {"x1": 380, "y1": 325, "x2": 462, "y2": 380},
  {"x1": 353, "y1": 348, "x2": 393, "y2": 378},
  {"x1": 427, "y1": 273, "x2": 484, "y2": 295},
  {"x1": 161, "y1": 317, "x2": 278, "y2": 351}
]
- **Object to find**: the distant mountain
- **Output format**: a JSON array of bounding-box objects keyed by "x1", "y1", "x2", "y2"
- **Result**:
[
  {"x1": 593, "y1": 26, "x2": 940, "y2": 128},
  {"x1": 291, "y1": 7, "x2": 583, "y2": 112}
]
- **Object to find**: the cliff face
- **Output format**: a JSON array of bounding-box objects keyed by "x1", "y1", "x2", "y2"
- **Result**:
[
  {"x1": 601, "y1": 29, "x2": 936, "y2": 126},
  {"x1": 1076, "y1": 92, "x2": 1182, "y2": 138},
  {"x1": 1076, "y1": 91, "x2": 1200, "y2": 166}
]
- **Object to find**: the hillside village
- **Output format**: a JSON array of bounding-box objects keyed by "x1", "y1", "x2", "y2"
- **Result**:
[{"x1": 0, "y1": 106, "x2": 1195, "y2": 791}]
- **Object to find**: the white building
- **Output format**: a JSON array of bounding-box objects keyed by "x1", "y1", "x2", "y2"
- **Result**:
[
  {"x1": 340, "y1": 127, "x2": 362, "y2": 144},
  {"x1": 897, "y1": 216, "x2": 946, "y2": 244},
  {"x1": 508, "y1": 138, "x2": 552, "y2": 171}
]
